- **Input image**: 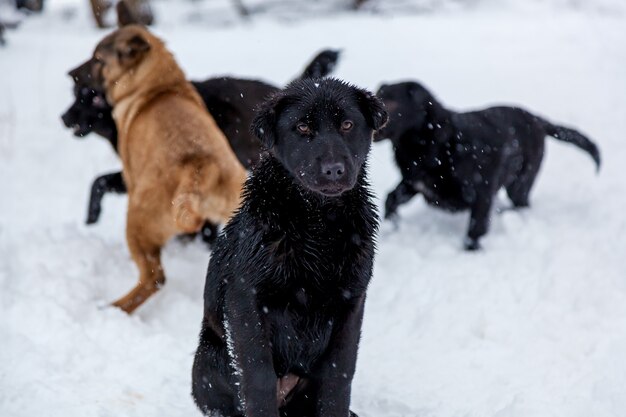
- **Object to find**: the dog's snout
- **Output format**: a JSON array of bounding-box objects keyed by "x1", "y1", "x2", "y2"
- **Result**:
[
  {"x1": 321, "y1": 161, "x2": 345, "y2": 181},
  {"x1": 61, "y1": 110, "x2": 74, "y2": 127}
]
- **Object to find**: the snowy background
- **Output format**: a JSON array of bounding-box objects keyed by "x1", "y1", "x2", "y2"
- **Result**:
[{"x1": 1, "y1": 0, "x2": 626, "y2": 416}]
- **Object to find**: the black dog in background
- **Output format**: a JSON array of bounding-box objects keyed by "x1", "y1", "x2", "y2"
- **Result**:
[
  {"x1": 192, "y1": 78, "x2": 387, "y2": 417},
  {"x1": 61, "y1": 49, "x2": 340, "y2": 231},
  {"x1": 376, "y1": 81, "x2": 601, "y2": 250}
]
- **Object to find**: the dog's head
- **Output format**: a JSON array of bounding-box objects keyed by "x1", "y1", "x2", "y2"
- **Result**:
[
  {"x1": 374, "y1": 81, "x2": 441, "y2": 143},
  {"x1": 252, "y1": 78, "x2": 387, "y2": 197},
  {"x1": 61, "y1": 60, "x2": 115, "y2": 139},
  {"x1": 89, "y1": 25, "x2": 163, "y2": 104}
]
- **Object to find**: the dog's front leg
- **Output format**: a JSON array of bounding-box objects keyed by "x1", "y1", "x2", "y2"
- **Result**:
[
  {"x1": 224, "y1": 285, "x2": 278, "y2": 417},
  {"x1": 313, "y1": 295, "x2": 366, "y2": 417},
  {"x1": 86, "y1": 171, "x2": 126, "y2": 224},
  {"x1": 465, "y1": 191, "x2": 494, "y2": 250},
  {"x1": 384, "y1": 179, "x2": 418, "y2": 220}
]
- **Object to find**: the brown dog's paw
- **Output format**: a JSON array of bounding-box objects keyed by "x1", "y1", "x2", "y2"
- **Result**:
[{"x1": 111, "y1": 297, "x2": 137, "y2": 314}]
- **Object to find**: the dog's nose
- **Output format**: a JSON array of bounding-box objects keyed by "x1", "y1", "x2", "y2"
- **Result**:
[{"x1": 321, "y1": 161, "x2": 345, "y2": 181}]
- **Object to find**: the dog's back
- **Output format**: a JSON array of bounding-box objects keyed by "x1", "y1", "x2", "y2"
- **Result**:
[
  {"x1": 119, "y1": 77, "x2": 245, "y2": 227},
  {"x1": 192, "y1": 78, "x2": 276, "y2": 167}
]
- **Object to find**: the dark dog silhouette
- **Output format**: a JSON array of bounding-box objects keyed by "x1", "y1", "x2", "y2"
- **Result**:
[
  {"x1": 192, "y1": 78, "x2": 387, "y2": 417},
  {"x1": 376, "y1": 81, "x2": 600, "y2": 250}
]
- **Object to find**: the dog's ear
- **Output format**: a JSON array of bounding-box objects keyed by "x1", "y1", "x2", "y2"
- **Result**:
[
  {"x1": 68, "y1": 59, "x2": 94, "y2": 84},
  {"x1": 356, "y1": 89, "x2": 388, "y2": 131},
  {"x1": 251, "y1": 94, "x2": 286, "y2": 150},
  {"x1": 117, "y1": 33, "x2": 150, "y2": 66},
  {"x1": 116, "y1": 1, "x2": 138, "y2": 27}
]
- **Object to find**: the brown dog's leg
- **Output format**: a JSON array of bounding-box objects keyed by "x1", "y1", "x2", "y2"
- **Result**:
[{"x1": 112, "y1": 208, "x2": 166, "y2": 314}]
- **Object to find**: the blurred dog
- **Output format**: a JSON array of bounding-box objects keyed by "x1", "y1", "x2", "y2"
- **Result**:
[
  {"x1": 116, "y1": 0, "x2": 154, "y2": 27},
  {"x1": 89, "y1": 25, "x2": 247, "y2": 313},
  {"x1": 376, "y1": 81, "x2": 601, "y2": 250},
  {"x1": 192, "y1": 78, "x2": 387, "y2": 417},
  {"x1": 61, "y1": 49, "x2": 341, "y2": 226}
]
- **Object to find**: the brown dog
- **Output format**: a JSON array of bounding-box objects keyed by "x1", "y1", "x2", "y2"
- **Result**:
[{"x1": 90, "y1": 25, "x2": 247, "y2": 313}]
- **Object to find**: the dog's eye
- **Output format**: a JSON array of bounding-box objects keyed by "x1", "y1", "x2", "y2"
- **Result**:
[
  {"x1": 296, "y1": 123, "x2": 311, "y2": 135},
  {"x1": 341, "y1": 120, "x2": 354, "y2": 131}
]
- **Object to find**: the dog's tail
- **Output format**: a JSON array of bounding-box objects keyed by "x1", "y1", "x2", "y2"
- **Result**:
[
  {"x1": 298, "y1": 49, "x2": 341, "y2": 80},
  {"x1": 172, "y1": 160, "x2": 244, "y2": 232},
  {"x1": 539, "y1": 118, "x2": 601, "y2": 172},
  {"x1": 172, "y1": 161, "x2": 213, "y2": 233},
  {"x1": 172, "y1": 191, "x2": 204, "y2": 234}
]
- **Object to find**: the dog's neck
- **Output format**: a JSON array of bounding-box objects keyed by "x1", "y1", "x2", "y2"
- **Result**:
[
  {"x1": 106, "y1": 42, "x2": 183, "y2": 105},
  {"x1": 241, "y1": 155, "x2": 377, "y2": 296},
  {"x1": 108, "y1": 47, "x2": 202, "y2": 139}
]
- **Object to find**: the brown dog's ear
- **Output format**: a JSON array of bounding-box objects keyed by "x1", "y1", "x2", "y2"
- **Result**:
[
  {"x1": 356, "y1": 89, "x2": 388, "y2": 131},
  {"x1": 117, "y1": 33, "x2": 150, "y2": 65}
]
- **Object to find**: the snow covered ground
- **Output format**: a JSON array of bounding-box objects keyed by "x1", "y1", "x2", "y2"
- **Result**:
[{"x1": 1, "y1": 1, "x2": 626, "y2": 416}]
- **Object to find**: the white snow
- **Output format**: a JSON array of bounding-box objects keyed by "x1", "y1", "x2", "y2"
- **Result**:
[{"x1": 1, "y1": 1, "x2": 626, "y2": 416}]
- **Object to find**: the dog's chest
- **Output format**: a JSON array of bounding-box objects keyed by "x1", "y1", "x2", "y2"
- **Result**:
[
  {"x1": 264, "y1": 290, "x2": 340, "y2": 376},
  {"x1": 258, "y1": 215, "x2": 371, "y2": 375},
  {"x1": 268, "y1": 211, "x2": 368, "y2": 280}
]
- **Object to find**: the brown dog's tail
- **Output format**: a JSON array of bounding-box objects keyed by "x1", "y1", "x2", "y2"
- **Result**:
[
  {"x1": 172, "y1": 161, "x2": 245, "y2": 232},
  {"x1": 540, "y1": 119, "x2": 601, "y2": 172},
  {"x1": 172, "y1": 192, "x2": 204, "y2": 234}
]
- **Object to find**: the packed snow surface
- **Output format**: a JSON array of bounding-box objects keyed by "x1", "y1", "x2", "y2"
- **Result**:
[{"x1": 1, "y1": 1, "x2": 625, "y2": 416}]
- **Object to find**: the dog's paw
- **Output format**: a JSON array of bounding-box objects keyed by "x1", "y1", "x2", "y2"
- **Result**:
[{"x1": 463, "y1": 237, "x2": 481, "y2": 251}]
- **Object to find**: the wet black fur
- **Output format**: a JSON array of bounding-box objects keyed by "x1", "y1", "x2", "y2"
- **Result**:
[
  {"x1": 60, "y1": 49, "x2": 341, "y2": 235},
  {"x1": 191, "y1": 77, "x2": 277, "y2": 169},
  {"x1": 191, "y1": 78, "x2": 387, "y2": 417},
  {"x1": 376, "y1": 81, "x2": 601, "y2": 250}
]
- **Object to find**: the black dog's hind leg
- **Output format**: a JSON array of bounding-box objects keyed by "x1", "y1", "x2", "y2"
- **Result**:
[
  {"x1": 464, "y1": 192, "x2": 494, "y2": 251},
  {"x1": 86, "y1": 171, "x2": 126, "y2": 225},
  {"x1": 384, "y1": 180, "x2": 418, "y2": 220},
  {"x1": 506, "y1": 161, "x2": 541, "y2": 208}
]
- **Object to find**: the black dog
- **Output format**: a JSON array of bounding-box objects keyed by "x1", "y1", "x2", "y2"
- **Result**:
[
  {"x1": 376, "y1": 81, "x2": 601, "y2": 250},
  {"x1": 191, "y1": 78, "x2": 387, "y2": 417},
  {"x1": 61, "y1": 49, "x2": 340, "y2": 229}
]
